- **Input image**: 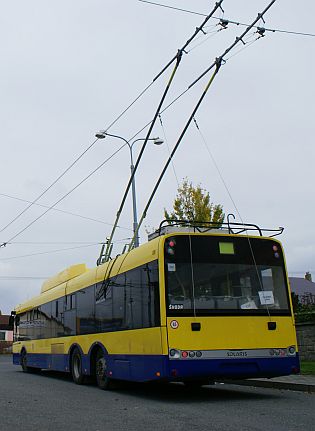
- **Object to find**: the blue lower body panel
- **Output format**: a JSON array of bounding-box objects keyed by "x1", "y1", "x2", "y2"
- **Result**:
[
  {"x1": 166, "y1": 355, "x2": 300, "y2": 380},
  {"x1": 13, "y1": 352, "x2": 69, "y2": 372},
  {"x1": 13, "y1": 351, "x2": 300, "y2": 382}
]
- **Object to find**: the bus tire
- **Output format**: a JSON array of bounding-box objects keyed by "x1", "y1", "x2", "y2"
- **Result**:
[
  {"x1": 71, "y1": 348, "x2": 86, "y2": 385},
  {"x1": 95, "y1": 350, "x2": 112, "y2": 390},
  {"x1": 21, "y1": 350, "x2": 29, "y2": 372}
]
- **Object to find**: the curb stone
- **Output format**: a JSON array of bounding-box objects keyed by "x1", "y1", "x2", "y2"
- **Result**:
[{"x1": 216, "y1": 378, "x2": 315, "y2": 393}]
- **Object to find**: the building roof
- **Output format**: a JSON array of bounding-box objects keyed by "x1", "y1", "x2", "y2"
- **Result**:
[{"x1": 289, "y1": 277, "x2": 315, "y2": 297}]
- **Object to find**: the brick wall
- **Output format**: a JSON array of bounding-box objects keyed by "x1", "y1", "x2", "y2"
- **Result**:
[{"x1": 296, "y1": 322, "x2": 315, "y2": 361}]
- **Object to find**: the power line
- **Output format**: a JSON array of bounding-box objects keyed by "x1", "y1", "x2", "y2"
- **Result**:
[
  {"x1": 99, "y1": 0, "x2": 225, "y2": 263},
  {"x1": 0, "y1": 2, "x2": 273, "y2": 250},
  {"x1": 0, "y1": 50, "x2": 173, "y2": 236},
  {"x1": 129, "y1": 0, "x2": 277, "y2": 251},
  {"x1": 0, "y1": 2, "x2": 224, "y2": 248},
  {"x1": 126, "y1": 28, "x2": 261, "y2": 147},
  {"x1": 0, "y1": 137, "x2": 96, "y2": 235},
  {"x1": 0, "y1": 192, "x2": 132, "y2": 231},
  {"x1": 0, "y1": 235, "x2": 132, "y2": 260},
  {"x1": 87, "y1": 10, "x2": 269, "y2": 250},
  {"x1": 7, "y1": 241, "x2": 104, "y2": 245},
  {"x1": 0, "y1": 243, "x2": 100, "y2": 261},
  {"x1": 138, "y1": 0, "x2": 315, "y2": 38},
  {"x1": 0, "y1": 142, "x2": 128, "y2": 246},
  {"x1": 138, "y1": 0, "x2": 207, "y2": 17},
  {"x1": 7, "y1": 237, "x2": 132, "y2": 246}
]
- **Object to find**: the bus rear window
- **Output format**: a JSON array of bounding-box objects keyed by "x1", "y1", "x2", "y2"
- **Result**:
[{"x1": 164, "y1": 235, "x2": 290, "y2": 316}]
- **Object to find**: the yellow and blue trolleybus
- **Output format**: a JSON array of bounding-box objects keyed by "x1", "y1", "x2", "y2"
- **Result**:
[{"x1": 12, "y1": 220, "x2": 300, "y2": 388}]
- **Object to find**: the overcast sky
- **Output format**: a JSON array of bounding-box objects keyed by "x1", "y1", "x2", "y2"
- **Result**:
[{"x1": 0, "y1": 0, "x2": 314, "y2": 314}]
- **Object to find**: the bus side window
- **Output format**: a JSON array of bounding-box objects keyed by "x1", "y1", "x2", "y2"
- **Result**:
[
  {"x1": 64, "y1": 296, "x2": 76, "y2": 336},
  {"x1": 76, "y1": 285, "x2": 95, "y2": 335},
  {"x1": 124, "y1": 262, "x2": 159, "y2": 330},
  {"x1": 40, "y1": 302, "x2": 52, "y2": 339},
  {"x1": 66, "y1": 294, "x2": 76, "y2": 310}
]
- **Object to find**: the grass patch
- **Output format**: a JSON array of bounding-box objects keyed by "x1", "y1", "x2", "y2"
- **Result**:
[{"x1": 300, "y1": 361, "x2": 315, "y2": 375}]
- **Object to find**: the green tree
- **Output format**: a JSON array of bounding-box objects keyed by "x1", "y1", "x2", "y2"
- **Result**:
[{"x1": 164, "y1": 179, "x2": 224, "y2": 227}]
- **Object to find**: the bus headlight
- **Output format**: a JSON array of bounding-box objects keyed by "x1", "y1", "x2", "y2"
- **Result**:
[
  {"x1": 288, "y1": 346, "x2": 296, "y2": 356},
  {"x1": 169, "y1": 349, "x2": 180, "y2": 359}
]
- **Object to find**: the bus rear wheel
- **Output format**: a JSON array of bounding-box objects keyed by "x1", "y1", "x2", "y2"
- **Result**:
[
  {"x1": 71, "y1": 348, "x2": 86, "y2": 385},
  {"x1": 95, "y1": 350, "x2": 112, "y2": 390}
]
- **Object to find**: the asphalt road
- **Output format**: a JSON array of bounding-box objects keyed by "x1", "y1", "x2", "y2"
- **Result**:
[{"x1": 1, "y1": 355, "x2": 314, "y2": 431}]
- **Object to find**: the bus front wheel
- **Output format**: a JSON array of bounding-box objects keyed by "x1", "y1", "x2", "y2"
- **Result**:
[
  {"x1": 71, "y1": 348, "x2": 86, "y2": 385},
  {"x1": 20, "y1": 350, "x2": 40, "y2": 373},
  {"x1": 95, "y1": 350, "x2": 112, "y2": 390},
  {"x1": 21, "y1": 350, "x2": 29, "y2": 372}
]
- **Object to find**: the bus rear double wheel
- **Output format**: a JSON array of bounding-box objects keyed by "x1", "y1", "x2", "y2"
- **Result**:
[
  {"x1": 71, "y1": 347, "x2": 87, "y2": 385},
  {"x1": 95, "y1": 350, "x2": 113, "y2": 390},
  {"x1": 71, "y1": 347, "x2": 113, "y2": 389}
]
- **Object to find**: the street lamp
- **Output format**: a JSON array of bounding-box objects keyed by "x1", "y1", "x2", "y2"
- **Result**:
[{"x1": 95, "y1": 130, "x2": 164, "y2": 248}]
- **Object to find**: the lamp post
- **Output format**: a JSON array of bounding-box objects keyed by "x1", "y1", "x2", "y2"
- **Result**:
[{"x1": 95, "y1": 131, "x2": 163, "y2": 248}]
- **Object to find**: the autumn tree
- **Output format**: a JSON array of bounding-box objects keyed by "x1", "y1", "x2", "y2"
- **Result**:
[{"x1": 164, "y1": 179, "x2": 224, "y2": 227}]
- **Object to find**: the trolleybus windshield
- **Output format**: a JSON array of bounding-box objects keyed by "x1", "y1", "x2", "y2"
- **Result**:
[{"x1": 164, "y1": 235, "x2": 290, "y2": 316}]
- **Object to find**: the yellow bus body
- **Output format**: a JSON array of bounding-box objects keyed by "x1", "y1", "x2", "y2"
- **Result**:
[{"x1": 13, "y1": 232, "x2": 299, "y2": 383}]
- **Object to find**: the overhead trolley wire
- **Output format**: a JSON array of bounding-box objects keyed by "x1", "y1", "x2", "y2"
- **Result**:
[
  {"x1": 0, "y1": 1, "x2": 224, "y2": 252},
  {"x1": 192, "y1": 114, "x2": 273, "y2": 322},
  {"x1": 7, "y1": 241, "x2": 109, "y2": 245},
  {"x1": 6, "y1": 237, "x2": 132, "y2": 246},
  {"x1": 129, "y1": 64, "x2": 221, "y2": 251},
  {"x1": 192, "y1": 116, "x2": 245, "y2": 227},
  {"x1": 0, "y1": 143, "x2": 128, "y2": 246},
  {"x1": 128, "y1": 0, "x2": 277, "y2": 251},
  {"x1": 138, "y1": 0, "x2": 207, "y2": 17},
  {"x1": 0, "y1": 82, "x2": 159, "y2": 237},
  {"x1": 0, "y1": 137, "x2": 95, "y2": 235},
  {"x1": 0, "y1": 85, "x2": 155, "y2": 237},
  {"x1": 0, "y1": 236, "x2": 133, "y2": 261},
  {"x1": 138, "y1": 0, "x2": 315, "y2": 38},
  {"x1": 134, "y1": 1, "x2": 278, "y2": 323},
  {"x1": 98, "y1": 0, "x2": 225, "y2": 264},
  {"x1": 0, "y1": 192, "x2": 132, "y2": 231},
  {"x1": 0, "y1": 1, "x2": 272, "y2": 252},
  {"x1": 126, "y1": 32, "x2": 262, "y2": 147},
  {"x1": 0, "y1": 243, "x2": 101, "y2": 261}
]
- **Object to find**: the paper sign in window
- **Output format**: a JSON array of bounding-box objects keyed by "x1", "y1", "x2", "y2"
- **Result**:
[{"x1": 258, "y1": 291, "x2": 275, "y2": 305}]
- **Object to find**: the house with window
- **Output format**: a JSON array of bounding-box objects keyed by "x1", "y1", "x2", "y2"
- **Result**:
[
  {"x1": 0, "y1": 314, "x2": 13, "y2": 353},
  {"x1": 289, "y1": 273, "x2": 315, "y2": 305}
]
